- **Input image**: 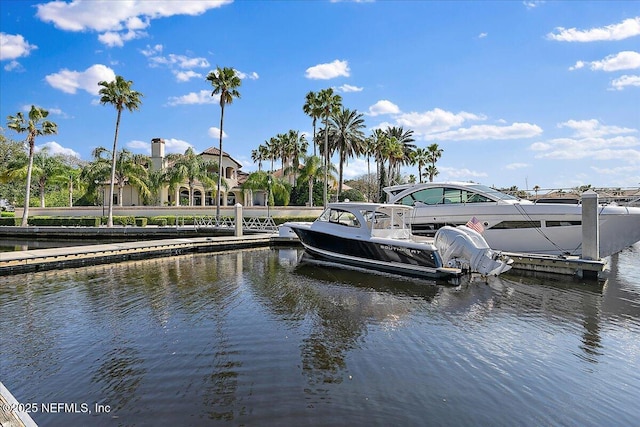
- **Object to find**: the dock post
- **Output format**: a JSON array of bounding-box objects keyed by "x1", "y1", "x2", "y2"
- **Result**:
[
  {"x1": 581, "y1": 190, "x2": 599, "y2": 278},
  {"x1": 235, "y1": 203, "x2": 243, "y2": 237}
]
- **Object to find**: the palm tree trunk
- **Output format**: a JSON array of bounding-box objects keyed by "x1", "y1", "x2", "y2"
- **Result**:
[
  {"x1": 308, "y1": 178, "x2": 313, "y2": 207},
  {"x1": 216, "y1": 104, "x2": 225, "y2": 218},
  {"x1": 69, "y1": 177, "x2": 73, "y2": 207},
  {"x1": 323, "y1": 115, "x2": 329, "y2": 208},
  {"x1": 21, "y1": 139, "x2": 35, "y2": 227},
  {"x1": 107, "y1": 110, "x2": 122, "y2": 227}
]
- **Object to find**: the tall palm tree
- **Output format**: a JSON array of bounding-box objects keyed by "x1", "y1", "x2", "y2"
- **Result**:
[
  {"x1": 425, "y1": 165, "x2": 439, "y2": 182},
  {"x1": 303, "y1": 91, "x2": 323, "y2": 156},
  {"x1": 282, "y1": 130, "x2": 308, "y2": 186},
  {"x1": 206, "y1": 66, "x2": 241, "y2": 218},
  {"x1": 386, "y1": 126, "x2": 416, "y2": 180},
  {"x1": 329, "y1": 108, "x2": 365, "y2": 196},
  {"x1": 411, "y1": 148, "x2": 429, "y2": 184},
  {"x1": 165, "y1": 147, "x2": 218, "y2": 206},
  {"x1": 6, "y1": 105, "x2": 58, "y2": 226},
  {"x1": 426, "y1": 143, "x2": 443, "y2": 182},
  {"x1": 317, "y1": 88, "x2": 342, "y2": 207},
  {"x1": 98, "y1": 75, "x2": 143, "y2": 227}
]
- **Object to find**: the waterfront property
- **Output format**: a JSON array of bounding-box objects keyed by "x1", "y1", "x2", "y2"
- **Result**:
[{"x1": 96, "y1": 138, "x2": 269, "y2": 209}]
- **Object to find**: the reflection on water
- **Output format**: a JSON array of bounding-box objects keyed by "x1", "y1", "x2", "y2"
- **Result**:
[{"x1": 0, "y1": 244, "x2": 639, "y2": 426}]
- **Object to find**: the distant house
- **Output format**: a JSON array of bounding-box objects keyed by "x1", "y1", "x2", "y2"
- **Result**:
[{"x1": 103, "y1": 138, "x2": 269, "y2": 207}]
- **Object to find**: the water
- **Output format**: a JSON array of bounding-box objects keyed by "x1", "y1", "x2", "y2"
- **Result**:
[{"x1": 1, "y1": 243, "x2": 639, "y2": 426}]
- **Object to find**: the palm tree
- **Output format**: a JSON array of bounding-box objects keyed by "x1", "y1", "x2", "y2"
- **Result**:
[
  {"x1": 329, "y1": 108, "x2": 365, "y2": 196},
  {"x1": 426, "y1": 143, "x2": 443, "y2": 182},
  {"x1": 165, "y1": 147, "x2": 219, "y2": 206},
  {"x1": 98, "y1": 75, "x2": 143, "y2": 227},
  {"x1": 295, "y1": 155, "x2": 337, "y2": 207},
  {"x1": 6, "y1": 105, "x2": 58, "y2": 226},
  {"x1": 425, "y1": 165, "x2": 439, "y2": 182},
  {"x1": 282, "y1": 130, "x2": 308, "y2": 186},
  {"x1": 206, "y1": 66, "x2": 241, "y2": 218},
  {"x1": 85, "y1": 147, "x2": 150, "y2": 207},
  {"x1": 411, "y1": 148, "x2": 429, "y2": 184},
  {"x1": 317, "y1": 88, "x2": 342, "y2": 207},
  {"x1": 303, "y1": 91, "x2": 323, "y2": 156},
  {"x1": 31, "y1": 148, "x2": 68, "y2": 207},
  {"x1": 386, "y1": 126, "x2": 416, "y2": 180}
]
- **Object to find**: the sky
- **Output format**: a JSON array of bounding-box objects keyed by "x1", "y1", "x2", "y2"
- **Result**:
[{"x1": 1, "y1": 0, "x2": 639, "y2": 191}]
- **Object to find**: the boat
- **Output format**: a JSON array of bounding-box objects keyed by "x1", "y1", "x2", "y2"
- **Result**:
[
  {"x1": 281, "y1": 202, "x2": 512, "y2": 280},
  {"x1": 383, "y1": 182, "x2": 640, "y2": 257}
]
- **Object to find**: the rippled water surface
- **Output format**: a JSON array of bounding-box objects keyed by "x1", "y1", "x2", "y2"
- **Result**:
[{"x1": 1, "y1": 243, "x2": 639, "y2": 426}]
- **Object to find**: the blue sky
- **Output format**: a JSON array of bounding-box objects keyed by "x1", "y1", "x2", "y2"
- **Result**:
[{"x1": 1, "y1": 0, "x2": 639, "y2": 191}]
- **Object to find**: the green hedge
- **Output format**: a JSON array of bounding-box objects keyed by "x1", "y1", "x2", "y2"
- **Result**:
[
  {"x1": 0, "y1": 217, "x2": 20, "y2": 226},
  {"x1": 1, "y1": 211, "x2": 15, "y2": 218},
  {"x1": 28, "y1": 216, "x2": 101, "y2": 226}
]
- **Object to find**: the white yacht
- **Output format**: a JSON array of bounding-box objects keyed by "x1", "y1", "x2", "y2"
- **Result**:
[{"x1": 384, "y1": 182, "x2": 640, "y2": 257}]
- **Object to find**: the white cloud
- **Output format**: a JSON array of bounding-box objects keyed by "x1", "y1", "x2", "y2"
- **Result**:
[
  {"x1": 0, "y1": 33, "x2": 38, "y2": 61},
  {"x1": 530, "y1": 119, "x2": 640, "y2": 162},
  {"x1": 174, "y1": 70, "x2": 202, "y2": 82},
  {"x1": 305, "y1": 59, "x2": 350, "y2": 79},
  {"x1": 558, "y1": 119, "x2": 636, "y2": 138},
  {"x1": 547, "y1": 17, "x2": 640, "y2": 42},
  {"x1": 235, "y1": 70, "x2": 259, "y2": 80},
  {"x1": 425, "y1": 122, "x2": 543, "y2": 141},
  {"x1": 571, "y1": 51, "x2": 640, "y2": 72},
  {"x1": 4, "y1": 60, "x2": 23, "y2": 72},
  {"x1": 611, "y1": 74, "x2": 640, "y2": 90},
  {"x1": 523, "y1": 1, "x2": 544, "y2": 9},
  {"x1": 149, "y1": 53, "x2": 210, "y2": 69},
  {"x1": 439, "y1": 166, "x2": 488, "y2": 179},
  {"x1": 36, "y1": 0, "x2": 233, "y2": 47},
  {"x1": 36, "y1": 141, "x2": 80, "y2": 158},
  {"x1": 45, "y1": 64, "x2": 116, "y2": 95},
  {"x1": 167, "y1": 90, "x2": 219, "y2": 106},
  {"x1": 395, "y1": 108, "x2": 486, "y2": 135},
  {"x1": 164, "y1": 138, "x2": 193, "y2": 154},
  {"x1": 337, "y1": 84, "x2": 363, "y2": 93},
  {"x1": 367, "y1": 100, "x2": 400, "y2": 116},
  {"x1": 208, "y1": 127, "x2": 227, "y2": 139},
  {"x1": 478, "y1": 32, "x2": 488, "y2": 39},
  {"x1": 505, "y1": 163, "x2": 530, "y2": 170},
  {"x1": 341, "y1": 158, "x2": 369, "y2": 179}
]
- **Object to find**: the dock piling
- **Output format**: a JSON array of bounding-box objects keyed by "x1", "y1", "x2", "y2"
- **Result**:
[{"x1": 581, "y1": 190, "x2": 600, "y2": 279}]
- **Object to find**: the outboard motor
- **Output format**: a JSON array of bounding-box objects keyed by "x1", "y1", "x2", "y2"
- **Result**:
[{"x1": 434, "y1": 226, "x2": 512, "y2": 276}]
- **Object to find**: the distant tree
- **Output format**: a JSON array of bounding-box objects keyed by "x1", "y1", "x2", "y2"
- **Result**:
[
  {"x1": 338, "y1": 188, "x2": 365, "y2": 202},
  {"x1": 206, "y1": 66, "x2": 241, "y2": 218},
  {"x1": 411, "y1": 148, "x2": 429, "y2": 184},
  {"x1": 6, "y1": 105, "x2": 58, "y2": 226},
  {"x1": 329, "y1": 108, "x2": 366, "y2": 197},
  {"x1": 98, "y1": 75, "x2": 143, "y2": 226},
  {"x1": 426, "y1": 143, "x2": 443, "y2": 182}
]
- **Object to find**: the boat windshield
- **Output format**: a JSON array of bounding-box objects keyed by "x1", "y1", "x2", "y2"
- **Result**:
[
  {"x1": 365, "y1": 207, "x2": 412, "y2": 239},
  {"x1": 396, "y1": 184, "x2": 519, "y2": 206},
  {"x1": 466, "y1": 185, "x2": 520, "y2": 201}
]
